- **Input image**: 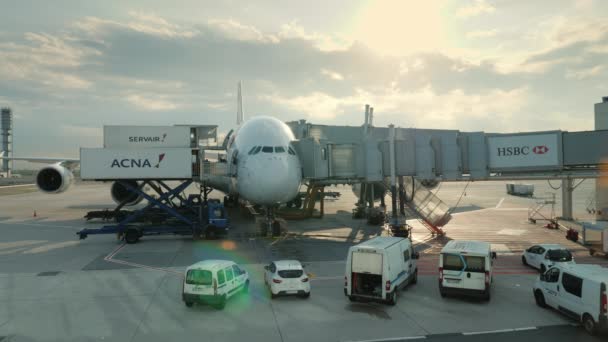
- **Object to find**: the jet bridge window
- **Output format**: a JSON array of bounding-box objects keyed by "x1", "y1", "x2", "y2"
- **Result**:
[
  {"x1": 262, "y1": 146, "x2": 273, "y2": 153},
  {"x1": 275, "y1": 146, "x2": 286, "y2": 153}
]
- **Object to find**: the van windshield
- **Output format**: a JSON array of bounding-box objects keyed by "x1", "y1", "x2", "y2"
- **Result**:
[
  {"x1": 185, "y1": 270, "x2": 213, "y2": 285},
  {"x1": 278, "y1": 270, "x2": 303, "y2": 278},
  {"x1": 464, "y1": 256, "x2": 486, "y2": 273},
  {"x1": 547, "y1": 249, "x2": 573, "y2": 262}
]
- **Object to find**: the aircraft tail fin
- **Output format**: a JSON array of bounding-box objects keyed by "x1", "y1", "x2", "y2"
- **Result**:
[{"x1": 236, "y1": 81, "x2": 244, "y2": 125}]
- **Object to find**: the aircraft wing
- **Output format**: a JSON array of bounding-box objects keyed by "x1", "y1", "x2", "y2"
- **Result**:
[{"x1": 0, "y1": 152, "x2": 80, "y2": 169}]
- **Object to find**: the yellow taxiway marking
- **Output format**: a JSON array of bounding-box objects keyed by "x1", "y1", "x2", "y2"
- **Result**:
[
  {"x1": 0, "y1": 240, "x2": 47, "y2": 251},
  {"x1": 22, "y1": 241, "x2": 80, "y2": 254}
]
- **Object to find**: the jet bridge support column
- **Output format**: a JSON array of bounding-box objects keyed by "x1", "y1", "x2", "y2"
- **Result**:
[
  {"x1": 561, "y1": 178, "x2": 573, "y2": 221},
  {"x1": 595, "y1": 97, "x2": 608, "y2": 220}
]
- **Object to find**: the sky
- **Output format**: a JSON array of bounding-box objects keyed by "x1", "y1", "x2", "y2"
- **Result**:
[{"x1": 1, "y1": 0, "x2": 608, "y2": 160}]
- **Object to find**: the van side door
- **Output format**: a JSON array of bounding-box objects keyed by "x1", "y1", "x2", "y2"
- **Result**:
[
  {"x1": 233, "y1": 264, "x2": 245, "y2": 289},
  {"x1": 559, "y1": 272, "x2": 584, "y2": 319},
  {"x1": 403, "y1": 247, "x2": 412, "y2": 280},
  {"x1": 224, "y1": 266, "x2": 236, "y2": 297},
  {"x1": 541, "y1": 267, "x2": 561, "y2": 308}
]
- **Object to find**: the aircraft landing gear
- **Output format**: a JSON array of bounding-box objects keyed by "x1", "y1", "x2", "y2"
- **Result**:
[{"x1": 261, "y1": 206, "x2": 281, "y2": 237}]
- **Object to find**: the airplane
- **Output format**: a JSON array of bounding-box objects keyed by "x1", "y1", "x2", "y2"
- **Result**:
[{"x1": 0, "y1": 82, "x2": 303, "y2": 229}]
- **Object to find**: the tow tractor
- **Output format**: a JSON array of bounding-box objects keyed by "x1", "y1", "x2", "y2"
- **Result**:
[{"x1": 77, "y1": 180, "x2": 229, "y2": 244}]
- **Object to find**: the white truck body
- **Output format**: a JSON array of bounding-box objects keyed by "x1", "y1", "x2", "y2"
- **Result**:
[{"x1": 344, "y1": 237, "x2": 418, "y2": 304}]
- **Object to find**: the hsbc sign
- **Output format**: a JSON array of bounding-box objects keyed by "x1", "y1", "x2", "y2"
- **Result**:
[
  {"x1": 488, "y1": 133, "x2": 561, "y2": 170},
  {"x1": 497, "y1": 145, "x2": 550, "y2": 156}
]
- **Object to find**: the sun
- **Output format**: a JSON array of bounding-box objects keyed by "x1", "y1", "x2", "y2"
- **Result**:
[{"x1": 350, "y1": 0, "x2": 447, "y2": 56}]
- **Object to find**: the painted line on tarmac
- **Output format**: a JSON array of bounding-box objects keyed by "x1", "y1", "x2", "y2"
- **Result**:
[
  {"x1": 0, "y1": 183, "x2": 35, "y2": 188},
  {"x1": 346, "y1": 336, "x2": 426, "y2": 342},
  {"x1": 462, "y1": 326, "x2": 537, "y2": 335},
  {"x1": 103, "y1": 243, "x2": 183, "y2": 277},
  {"x1": 495, "y1": 197, "x2": 505, "y2": 209},
  {"x1": 0, "y1": 222, "x2": 83, "y2": 229}
]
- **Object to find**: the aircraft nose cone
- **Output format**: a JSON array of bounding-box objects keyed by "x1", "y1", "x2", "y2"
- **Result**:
[{"x1": 238, "y1": 155, "x2": 300, "y2": 205}]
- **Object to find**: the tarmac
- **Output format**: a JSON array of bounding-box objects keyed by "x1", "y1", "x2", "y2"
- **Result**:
[{"x1": 0, "y1": 180, "x2": 606, "y2": 342}]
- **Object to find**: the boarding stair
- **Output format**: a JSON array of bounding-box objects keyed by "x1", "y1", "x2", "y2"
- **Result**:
[{"x1": 384, "y1": 177, "x2": 451, "y2": 236}]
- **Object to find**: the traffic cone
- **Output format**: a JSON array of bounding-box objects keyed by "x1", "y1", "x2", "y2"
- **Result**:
[{"x1": 33, "y1": 210, "x2": 37, "y2": 217}]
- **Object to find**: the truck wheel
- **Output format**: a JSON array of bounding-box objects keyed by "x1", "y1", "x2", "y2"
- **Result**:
[
  {"x1": 534, "y1": 290, "x2": 547, "y2": 308},
  {"x1": 242, "y1": 280, "x2": 249, "y2": 294},
  {"x1": 185, "y1": 302, "x2": 193, "y2": 308},
  {"x1": 205, "y1": 226, "x2": 216, "y2": 240},
  {"x1": 300, "y1": 292, "x2": 310, "y2": 299},
  {"x1": 411, "y1": 269, "x2": 418, "y2": 285},
  {"x1": 125, "y1": 229, "x2": 140, "y2": 244},
  {"x1": 439, "y1": 288, "x2": 446, "y2": 298},
  {"x1": 583, "y1": 314, "x2": 597, "y2": 335},
  {"x1": 387, "y1": 291, "x2": 397, "y2": 306},
  {"x1": 522, "y1": 256, "x2": 528, "y2": 266},
  {"x1": 348, "y1": 296, "x2": 357, "y2": 302},
  {"x1": 483, "y1": 291, "x2": 491, "y2": 301},
  {"x1": 214, "y1": 296, "x2": 226, "y2": 310},
  {"x1": 540, "y1": 264, "x2": 546, "y2": 274}
]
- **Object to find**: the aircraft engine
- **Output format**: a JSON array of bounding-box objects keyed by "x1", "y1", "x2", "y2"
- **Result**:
[
  {"x1": 419, "y1": 178, "x2": 440, "y2": 190},
  {"x1": 351, "y1": 182, "x2": 387, "y2": 200},
  {"x1": 35, "y1": 164, "x2": 74, "y2": 194},
  {"x1": 110, "y1": 180, "x2": 144, "y2": 206}
]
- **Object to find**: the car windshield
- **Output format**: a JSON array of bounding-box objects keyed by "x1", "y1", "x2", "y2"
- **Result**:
[
  {"x1": 278, "y1": 269, "x2": 303, "y2": 278},
  {"x1": 547, "y1": 249, "x2": 572, "y2": 262},
  {"x1": 185, "y1": 270, "x2": 213, "y2": 285}
]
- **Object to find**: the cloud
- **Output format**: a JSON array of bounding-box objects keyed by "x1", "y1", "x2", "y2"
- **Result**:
[
  {"x1": 74, "y1": 12, "x2": 199, "y2": 39},
  {"x1": 207, "y1": 19, "x2": 277, "y2": 43},
  {"x1": 456, "y1": 0, "x2": 496, "y2": 18},
  {"x1": 466, "y1": 29, "x2": 498, "y2": 39},
  {"x1": 61, "y1": 124, "x2": 102, "y2": 138},
  {"x1": 321, "y1": 68, "x2": 344, "y2": 81},
  {"x1": 126, "y1": 94, "x2": 179, "y2": 111},
  {"x1": 565, "y1": 65, "x2": 605, "y2": 80}
]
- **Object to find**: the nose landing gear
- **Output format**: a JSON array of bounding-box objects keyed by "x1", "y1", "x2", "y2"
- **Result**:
[{"x1": 260, "y1": 206, "x2": 282, "y2": 237}]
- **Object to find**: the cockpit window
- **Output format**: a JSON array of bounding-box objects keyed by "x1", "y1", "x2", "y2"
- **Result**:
[
  {"x1": 262, "y1": 146, "x2": 273, "y2": 153},
  {"x1": 248, "y1": 146, "x2": 257, "y2": 155},
  {"x1": 275, "y1": 146, "x2": 285, "y2": 153},
  {"x1": 288, "y1": 147, "x2": 296, "y2": 155},
  {"x1": 254, "y1": 146, "x2": 261, "y2": 154}
]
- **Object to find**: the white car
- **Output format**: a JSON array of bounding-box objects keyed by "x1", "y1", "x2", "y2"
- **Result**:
[
  {"x1": 522, "y1": 244, "x2": 575, "y2": 273},
  {"x1": 264, "y1": 260, "x2": 310, "y2": 298}
]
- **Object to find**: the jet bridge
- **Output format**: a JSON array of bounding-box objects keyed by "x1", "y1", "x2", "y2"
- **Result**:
[{"x1": 287, "y1": 99, "x2": 608, "y2": 229}]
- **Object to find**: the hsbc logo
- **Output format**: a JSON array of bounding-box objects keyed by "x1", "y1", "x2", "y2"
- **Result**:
[
  {"x1": 497, "y1": 145, "x2": 550, "y2": 157},
  {"x1": 532, "y1": 145, "x2": 549, "y2": 154},
  {"x1": 111, "y1": 153, "x2": 166, "y2": 168}
]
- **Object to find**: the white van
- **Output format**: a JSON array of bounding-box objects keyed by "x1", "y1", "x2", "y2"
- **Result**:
[
  {"x1": 344, "y1": 236, "x2": 419, "y2": 305},
  {"x1": 533, "y1": 264, "x2": 607, "y2": 335},
  {"x1": 439, "y1": 240, "x2": 496, "y2": 301},
  {"x1": 182, "y1": 260, "x2": 249, "y2": 309}
]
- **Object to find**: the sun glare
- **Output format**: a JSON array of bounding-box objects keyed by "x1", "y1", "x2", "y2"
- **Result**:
[{"x1": 351, "y1": 0, "x2": 447, "y2": 56}]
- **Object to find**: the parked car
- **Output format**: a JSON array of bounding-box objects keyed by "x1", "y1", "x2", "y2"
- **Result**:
[
  {"x1": 522, "y1": 244, "x2": 575, "y2": 273},
  {"x1": 533, "y1": 264, "x2": 607, "y2": 335},
  {"x1": 182, "y1": 260, "x2": 249, "y2": 309},
  {"x1": 264, "y1": 260, "x2": 310, "y2": 298},
  {"x1": 344, "y1": 236, "x2": 418, "y2": 305},
  {"x1": 439, "y1": 240, "x2": 496, "y2": 301}
]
